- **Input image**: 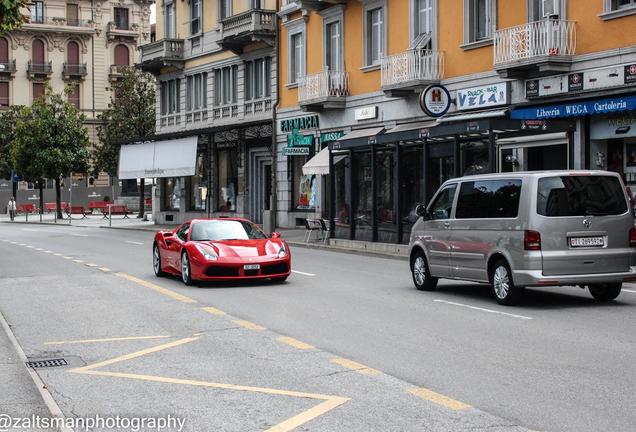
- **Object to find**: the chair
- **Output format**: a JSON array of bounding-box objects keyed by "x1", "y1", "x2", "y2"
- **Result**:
[
  {"x1": 319, "y1": 219, "x2": 330, "y2": 244},
  {"x1": 303, "y1": 218, "x2": 322, "y2": 243}
]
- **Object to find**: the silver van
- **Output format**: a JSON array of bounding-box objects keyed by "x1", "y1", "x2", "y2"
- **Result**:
[{"x1": 409, "y1": 171, "x2": 636, "y2": 305}]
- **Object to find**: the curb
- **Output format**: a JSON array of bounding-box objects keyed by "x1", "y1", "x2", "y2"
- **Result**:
[
  {"x1": 286, "y1": 240, "x2": 408, "y2": 260},
  {"x1": 0, "y1": 220, "x2": 92, "y2": 229}
]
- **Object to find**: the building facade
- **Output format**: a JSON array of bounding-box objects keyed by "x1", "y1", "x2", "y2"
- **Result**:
[
  {"x1": 134, "y1": 0, "x2": 277, "y2": 225},
  {"x1": 0, "y1": 0, "x2": 153, "y2": 209},
  {"x1": 276, "y1": 0, "x2": 636, "y2": 244}
]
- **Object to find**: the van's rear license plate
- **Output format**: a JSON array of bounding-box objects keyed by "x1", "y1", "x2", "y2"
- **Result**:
[
  {"x1": 244, "y1": 264, "x2": 260, "y2": 270},
  {"x1": 570, "y1": 237, "x2": 604, "y2": 248}
]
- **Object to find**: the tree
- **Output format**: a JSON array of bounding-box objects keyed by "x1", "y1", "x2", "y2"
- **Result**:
[
  {"x1": 0, "y1": 106, "x2": 21, "y2": 197},
  {"x1": 96, "y1": 67, "x2": 155, "y2": 218},
  {"x1": 0, "y1": 0, "x2": 29, "y2": 34},
  {"x1": 11, "y1": 85, "x2": 90, "y2": 219}
]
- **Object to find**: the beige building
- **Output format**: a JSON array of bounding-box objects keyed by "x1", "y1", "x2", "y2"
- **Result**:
[{"x1": 0, "y1": 0, "x2": 153, "y2": 197}]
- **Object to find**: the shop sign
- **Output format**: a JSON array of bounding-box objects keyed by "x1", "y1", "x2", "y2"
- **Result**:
[
  {"x1": 625, "y1": 64, "x2": 636, "y2": 84},
  {"x1": 591, "y1": 113, "x2": 636, "y2": 139},
  {"x1": 287, "y1": 129, "x2": 314, "y2": 147},
  {"x1": 511, "y1": 95, "x2": 636, "y2": 119},
  {"x1": 520, "y1": 120, "x2": 548, "y2": 131},
  {"x1": 456, "y1": 83, "x2": 508, "y2": 111},
  {"x1": 419, "y1": 84, "x2": 451, "y2": 117},
  {"x1": 568, "y1": 73, "x2": 584, "y2": 92},
  {"x1": 283, "y1": 146, "x2": 310, "y2": 156},
  {"x1": 279, "y1": 114, "x2": 319, "y2": 133},
  {"x1": 419, "y1": 128, "x2": 430, "y2": 138},
  {"x1": 355, "y1": 106, "x2": 378, "y2": 121},
  {"x1": 320, "y1": 130, "x2": 345, "y2": 144},
  {"x1": 526, "y1": 80, "x2": 540, "y2": 98}
]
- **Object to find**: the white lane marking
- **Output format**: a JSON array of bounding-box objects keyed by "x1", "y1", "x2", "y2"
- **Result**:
[
  {"x1": 85, "y1": 263, "x2": 98, "y2": 267},
  {"x1": 623, "y1": 289, "x2": 636, "y2": 294},
  {"x1": 71, "y1": 234, "x2": 89, "y2": 237},
  {"x1": 125, "y1": 241, "x2": 144, "y2": 245},
  {"x1": 53, "y1": 253, "x2": 62, "y2": 257},
  {"x1": 433, "y1": 299, "x2": 534, "y2": 320},
  {"x1": 35, "y1": 248, "x2": 44, "y2": 251},
  {"x1": 291, "y1": 270, "x2": 316, "y2": 277}
]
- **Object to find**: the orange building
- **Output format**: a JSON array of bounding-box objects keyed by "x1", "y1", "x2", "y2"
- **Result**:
[{"x1": 276, "y1": 0, "x2": 636, "y2": 243}]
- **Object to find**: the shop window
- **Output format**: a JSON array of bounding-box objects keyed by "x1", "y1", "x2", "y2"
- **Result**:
[
  {"x1": 187, "y1": 150, "x2": 208, "y2": 212},
  {"x1": 400, "y1": 146, "x2": 424, "y2": 244},
  {"x1": 333, "y1": 153, "x2": 350, "y2": 239},
  {"x1": 375, "y1": 150, "x2": 396, "y2": 243},
  {"x1": 460, "y1": 141, "x2": 489, "y2": 176},
  {"x1": 456, "y1": 179, "x2": 522, "y2": 219},
  {"x1": 291, "y1": 155, "x2": 316, "y2": 210},
  {"x1": 353, "y1": 151, "x2": 373, "y2": 241},
  {"x1": 217, "y1": 146, "x2": 237, "y2": 212},
  {"x1": 162, "y1": 177, "x2": 181, "y2": 211}
]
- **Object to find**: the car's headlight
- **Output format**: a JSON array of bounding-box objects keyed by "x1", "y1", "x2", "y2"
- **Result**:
[
  {"x1": 195, "y1": 244, "x2": 218, "y2": 261},
  {"x1": 277, "y1": 243, "x2": 287, "y2": 258}
]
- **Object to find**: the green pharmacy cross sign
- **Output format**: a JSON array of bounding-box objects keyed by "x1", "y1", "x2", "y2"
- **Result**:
[{"x1": 287, "y1": 129, "x2": 314, "y2": 147}]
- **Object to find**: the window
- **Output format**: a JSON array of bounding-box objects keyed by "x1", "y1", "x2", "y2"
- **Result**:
[
  {"x1": 0, "y1": 37, "x2": 9, "y2": 64},
  {"x1": 33, "y1": 82, "x2": 45, "y2": 101},
  {"x1": 160, "y1": 79, "x2": 180, "y2": 115},
  {"x1": 220, "y1": 0, "x2": 232, "y2": 19},
  {"x1": 325, "y1": 21, "x2": 341, "y2": 71},
  {"x1": 68, "y1": 82, "x2": 80, "y2": 109},
  {"x1": 245, "y1": 58, "x2": 271, "y2": 100},
  {"x1": 530, "y1": 0, "x2": 563, "y2": 20},
  {"x1": 165, "y1": 2, "x2": 175, "y2": 39},
  {"x1": 456, "y1": 180, "x2": 522, "y2": 219},
  {"x1": 376, "y1": 149, "x2": 396, "y2": 243},
  {"x1": 613, "y1": 0, "x2": 635, "y2": 9},
  {"x1": 217, "y1": 146, "x2": 238, "y2": 212},
  {"x1": 162, "y1": 177, "x2": 181, "y2": 211},
  {"x1": 537, "y1": 176, "x2": 627, "y2": 217},
  {"x1": 289, "y1": 33, "x2": 303, "y2": 84},
  {"x1": 251, "y1": 0, "x2": 262, "y2": 9},
  {"x1": 191, "y1": 220, "x2": 268, "y2": 241},
  {"x1": 176, "y1": 223, "x2": 190, "y2": 241},
  {"x1": 114, "y1": 44, "x2": 129, "y2": 66},
  {"x1": 190, "y1": 0, "x2": 201, "y2": 34},
  {"x1": 365, "y1": 6, "x2": 384, "y2": 66},
  {"x1": 465, "y1": 0, "x2": 495, "y2": 43},
  {"x1": 400, "y1": 146, "x2": 425, "y2": 244},
  {"x1": 32, "y1": 39, "x2": 45, "y2": 64},
  {"x1": 114, "y1": 7, "x2": 129, "y2": 30},
  {"x1": 415, "y1": 0, "x2": 432, "y2": 35},
  {"x1": 187, "y1": 150, "x2": 208, "y2": 211},
  {"x1": 292, "y1": 156, "x2": 316, "y2": 210},
  {"x1": 0, "y1": 82, "x2": 9, "y2": 107},
  {"x1": 186, "y1": 73, "x2": 207, "y2": 111},
  {"x1": 214, "y1": 66, "x2": 237, "y2": 106},
  {"x1": 429, "y1": 184, "x2": 456, "y2": 220},
  {"x1": 353, "y1": 152, "x2": 372, "y2": 241},
  {"x1": 31, "y1": 1, "x2": 44, "y2": 23},
  {"x1": 66, "y1": 4, "x2": 79, "y2": 26}
]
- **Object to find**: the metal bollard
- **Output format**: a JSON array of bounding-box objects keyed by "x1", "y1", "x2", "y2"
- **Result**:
[
  {"x1": 109, "y1": 205, "x2": 112, "y2": 227},
  {"x1": 25, "y1": 211, "x2": 28, "y2": 223}
]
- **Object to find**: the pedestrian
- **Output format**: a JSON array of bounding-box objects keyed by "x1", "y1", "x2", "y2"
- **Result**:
[{"x1": 7, "y1": 197, "x2": 17, "y2": 222}]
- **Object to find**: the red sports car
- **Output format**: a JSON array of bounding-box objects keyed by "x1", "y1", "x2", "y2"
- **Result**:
[{"x1": 152, "y1": 218, "x2": 291, "y2": 285}]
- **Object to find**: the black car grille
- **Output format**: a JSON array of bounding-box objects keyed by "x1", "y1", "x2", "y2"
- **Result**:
[
  {"x1": 205, "y1": 266, "x2": 239, "y2": 277},
  {"x1": 262, "y1": 263, "x2": 289, "y2": 276}
]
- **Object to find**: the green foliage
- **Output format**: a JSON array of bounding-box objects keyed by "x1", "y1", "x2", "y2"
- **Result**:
[
  {"x1": 10, "y1": 85, "x2": 91, "y2": 181},
  {"x1": 0, "y1": 106, "x2": 21, "y2": 179},
  {"x1": 0, "y1": 0, "x2": 29, "y2": 34},
  {"x1": 95, "y1": 67, "x2": 156, "y2": 176}
]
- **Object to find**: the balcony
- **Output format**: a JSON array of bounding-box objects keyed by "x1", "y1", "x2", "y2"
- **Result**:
[
  {"x1": 23, "y1": 16, "x2": 94, "y2": 34},
  {"x1": 109, "y1": 65, "x2": 129, "y2": 81},
  {"x1": 381, "y1": 49, "x2": 444, "y2": 97},
  {"x1": 298, "y1": 70, "x2": 348, "y2": 111},
  {"x1": 244, "y1": 98, "x2": 272, "y2": 116},
  {"x1": 138, "y1": 39, "x2": 184, "y2": 75},
  {"x1": 219, "y1": 9, "x2": 276, "y2": 53},
  {"x1": 106, "y1": 21, "x2": 139, "y2": 42},
  {"x1": 0, "y1": 60, "x2": 17, "y2": 77},
  {"x1": 27, "y1": 61, "x2": 53, "y2": 79},
  {"x1": 280, "y1": 0, "x2": 345, "y2": 15},
  {"x1": 62, "y1": 63, "x2": 87, "y2": 80},
  {"x1": 494, "y1": 19, "x2": 576, "y2": 78}
]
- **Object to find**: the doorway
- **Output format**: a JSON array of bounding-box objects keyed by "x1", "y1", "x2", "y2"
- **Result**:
[{"x1": 248, "y1": 147, "x2": 272, "y2": 224}]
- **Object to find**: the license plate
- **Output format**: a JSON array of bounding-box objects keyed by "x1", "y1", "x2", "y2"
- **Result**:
[
  {"x1": 243, "y1": 264, "x2": 260, "y2": 270},
  {"x1": 569, "y1": 237, "x2": 604, "y2": 248}
]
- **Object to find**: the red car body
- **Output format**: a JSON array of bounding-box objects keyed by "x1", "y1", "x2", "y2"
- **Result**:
[{"x1": 153, "y1": 218, "x2": 291, "y2": 283}]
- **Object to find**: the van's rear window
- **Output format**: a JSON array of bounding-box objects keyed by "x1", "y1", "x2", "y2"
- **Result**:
[{"x1": 537, "y1": 176, "x2": 627, "y2": 217}]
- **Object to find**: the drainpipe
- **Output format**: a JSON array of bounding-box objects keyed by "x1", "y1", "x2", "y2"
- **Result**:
[
  {"x1": 269, "y1": 2, "x2": 280, "y2": 232},
  {"x1": 91, "y1": 0, "x2": 95, "y2": 117}
]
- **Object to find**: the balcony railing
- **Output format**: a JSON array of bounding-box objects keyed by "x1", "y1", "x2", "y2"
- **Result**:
[
  {"x1": 212, "y1": 104, "x2": 239, "y2": 120},
  {"x1": 0, "y1": 60, "x2": 17, "y2": 74},
  {"x1": 109, "y1": 64, "x2": 130, "y2": 81},
  {"x1": 139, "y1": 39, "x2": 185, "y2": 74},
  {"x1": 494, "y1": 19, "x2": 576, "y2": 65},
  {"x1": 244, "y1": 98, "x2": 272, "y2": 116},
  {"x1": 298, "y1": 70, "x2": 349, "y2": 105},
  {"x1": 381, "y1": 49, "x2": 443, "y2": 89},
  {"x1": 28, "y1": 16, "x2": 92, "y2": 27},
  {"x1": 27, "y1": 61, "x2": 53, "y2": 77},
  {"x1": 219, "y1": 9, "x2": 276, "y2": 52},
  {"x1": 62, "y1": 63, "x2": 87, "y2": 78}
]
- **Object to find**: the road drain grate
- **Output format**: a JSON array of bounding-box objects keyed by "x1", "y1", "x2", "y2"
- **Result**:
[{"x1": 26, "y1": 358, "x2": 68, "y2": 368}]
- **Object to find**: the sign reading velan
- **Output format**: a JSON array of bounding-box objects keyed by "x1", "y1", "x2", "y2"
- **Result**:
[{"x1": 457, "y1": 83, "x2": 508, "y2": 111}]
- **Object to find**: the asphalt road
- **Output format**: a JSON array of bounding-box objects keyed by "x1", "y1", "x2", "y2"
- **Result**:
[{"x1": 1, "y1": 222, "x2": 635, "y2": 432}]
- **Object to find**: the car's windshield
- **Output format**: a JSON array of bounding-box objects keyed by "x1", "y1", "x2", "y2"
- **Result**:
[{"x1": 190, "y1": 220, "x2": 268, "y2": 241}]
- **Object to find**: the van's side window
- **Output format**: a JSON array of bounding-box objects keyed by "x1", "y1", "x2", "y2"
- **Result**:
[
  {"x1": 456, "y1": 179, "x2": 522, "y2": 219},
  {"x1": 429, "y1": 184, "x2": 457, "y2": 220}
]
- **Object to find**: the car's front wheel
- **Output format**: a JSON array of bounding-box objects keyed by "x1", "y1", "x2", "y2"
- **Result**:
[
  {"x1": 181, "y1": 251, "x2": 193, "y2": 286},
  {"x1": 588, "y1": 283, "x2": 622, "y2": 301},
  {"x1": 153, "y1": 244, "x2": 165, "y2": 277},
  {"x1": 411, "y1": 250, "x2": 438, "y2": 291},
  {"x1": 490, "y1": 259, "x2": 523, "y2": 305}
]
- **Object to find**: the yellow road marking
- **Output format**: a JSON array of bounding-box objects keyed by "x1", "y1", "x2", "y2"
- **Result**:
[
  {"x1": 202, "y1": 306, "x2": 226, "y2": 316},
  {"x1": 233, "y1": 320, "x2": 266, "y2": 331},
  {"x1": 277, "y1": 336, "x2": 314, "y2": 350},
  {"x1": 73, "y1": 259, "x2": 84, "y2": 263},
  {"x1": 115, "y1": 272, "x2": 197, "y2": 304},
  {"x1": 45, "y1": 335, "x2": 171, "y2": 346},
  {"x1": 70, "y1": 336, "x2": 349, "y2": 431},
  {"x1": 331, "y1": 358, "x2": 380, "y2": 376},
  {"x1": 85, "y1": 263, "x2": 98, "y2": 267},
  {"x1": 99, "y1": 267, "x2": 111, "y2": 272},
  {"x1": 408, "y1": 387, "x2": 471, "y2": 411}
]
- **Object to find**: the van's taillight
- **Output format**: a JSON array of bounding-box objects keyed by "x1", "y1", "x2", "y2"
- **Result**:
[
  {"x1": 524, "y1": 230, "x2": 541, "y2": 251},
  {"x1": 630, "y1": 227, "x2": 636, "y2": 248}
]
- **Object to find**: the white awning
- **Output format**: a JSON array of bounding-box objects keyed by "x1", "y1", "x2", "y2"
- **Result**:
[
  {"x1": 118, "y1": 136, "x2": 198, "y2": 179},
  {"x1": 302, "y1": 147, "x2": 330, "y2": 176}
]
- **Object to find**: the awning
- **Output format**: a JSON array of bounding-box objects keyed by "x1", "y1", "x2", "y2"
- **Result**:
[
  {"x1": 497, "y1": 132, "x2": 568, "y2": 148},
  {"x1": 302, "y1": 147, "x2": 330, "y2": 175},
  {"x1": 331, "y1": 127, "x2": 385, "y2": 149},
  {"x1": 376, "y1": 121, "x2": 437, "y2": 144},
  {"x1": 118, "y1": 136, "x2": 198, "y2": 179},
  {"x1": 511, "y1": 95, "x2": 636, "y2": 119},
  {"x1": 436, "y1": 109, "x2": 508, "y2": 123}
]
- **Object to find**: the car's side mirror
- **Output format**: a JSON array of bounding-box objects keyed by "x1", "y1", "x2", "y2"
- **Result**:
[
  {"x1": 415, "y1": 204, "x2": 430, "y2": 220},
  {"x1": 271, "y1": 232, "x2": 281, "y2": 239}
]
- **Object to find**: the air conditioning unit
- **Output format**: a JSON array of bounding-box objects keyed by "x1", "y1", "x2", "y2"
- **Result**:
[{"x1": 542, "y1": 0, "x2": 558, "y2": 18}]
